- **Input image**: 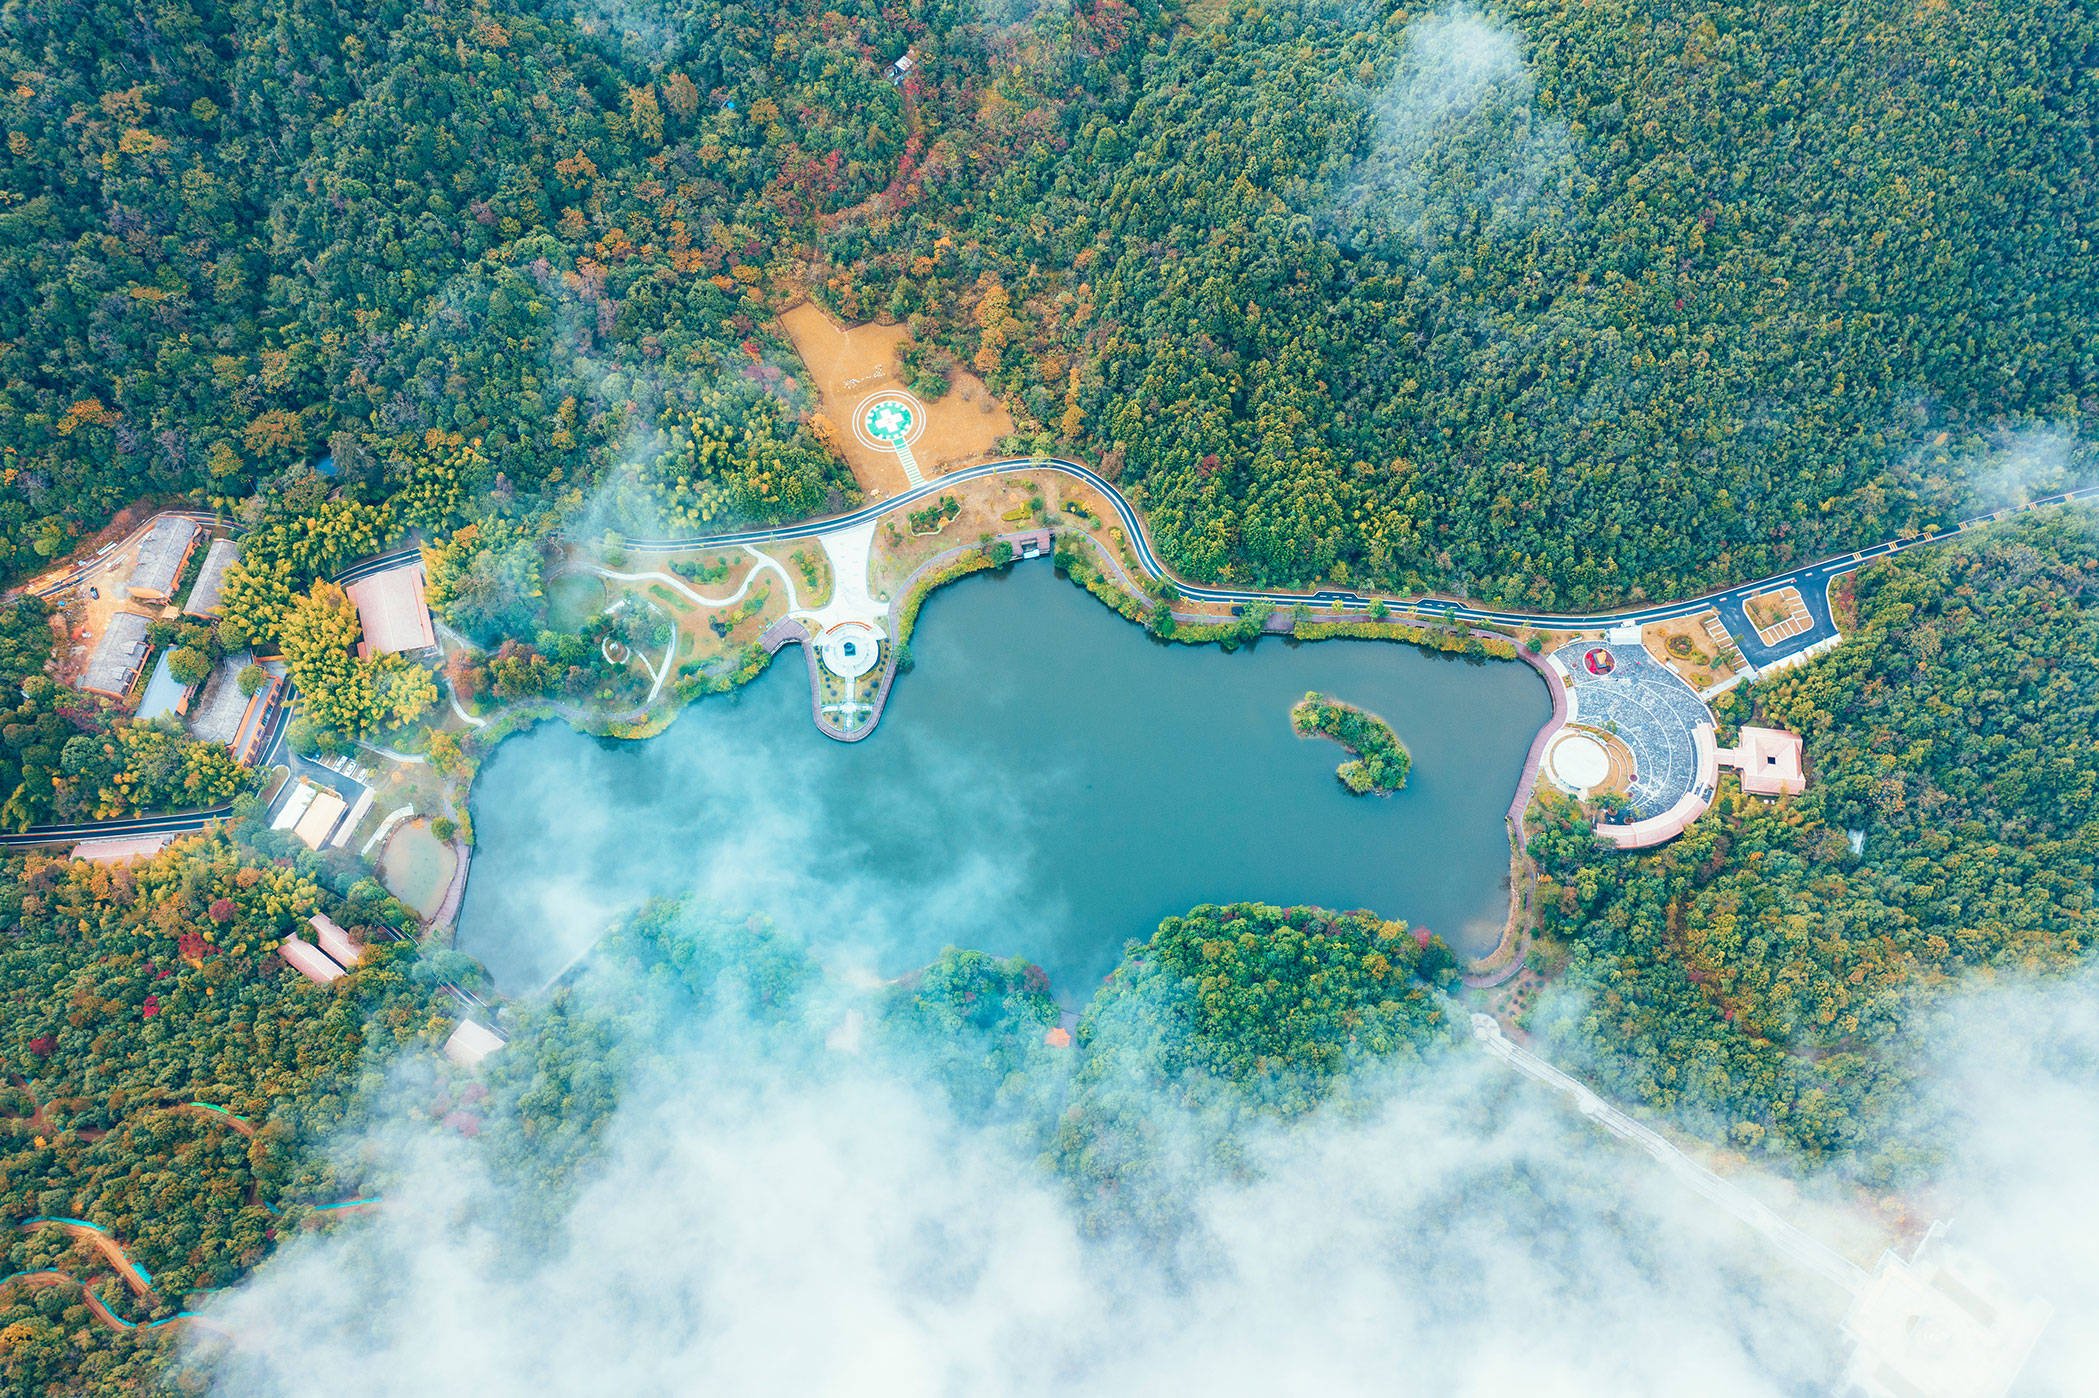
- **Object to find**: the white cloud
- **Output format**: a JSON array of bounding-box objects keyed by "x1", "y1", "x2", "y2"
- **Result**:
[
  {"x1": 1339, "y1": 6, "x2": 1579, "y2": 249},
  {"x1": 195, "y1": 981, "x2": 1852, "y2": 1396},
  {"x1": 1963, "y1": 425, "x2": 2079, "y2": 514}
]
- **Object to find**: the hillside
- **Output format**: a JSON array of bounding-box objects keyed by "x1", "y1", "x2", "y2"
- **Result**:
[
  {"x1": 1525, "y1": 511, "x2": 2099, "y2": 1180},
  {"x1": 3, "y1": 0, "x2": 2091, "y2": 609}
]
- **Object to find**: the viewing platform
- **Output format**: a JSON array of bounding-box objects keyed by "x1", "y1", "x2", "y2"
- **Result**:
[{"x1": 768, "y1": 519, "x2": 1060, "y2": 743}]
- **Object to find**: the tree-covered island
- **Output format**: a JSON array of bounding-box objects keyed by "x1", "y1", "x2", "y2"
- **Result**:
[{"x1": 1291, "y1": 692, "x2": 1411, "y2": 795}]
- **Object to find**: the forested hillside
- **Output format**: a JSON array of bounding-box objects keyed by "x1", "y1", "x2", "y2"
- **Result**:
[
  {"x1": 0, "y1": 0, "x2": 1159, "y2": 581},
  {"x1": 1527, "y1": 511, "x2": 2099, "y2": 1180},
  {"x1": 4, "y1": 0, "x2": 2091, "y2": 609},
  {"x1": 1054, "y1": 902, "x2": 1457, "y2": 1231},
  {"x1": 0, "y1": 600, "x2": 250, "y2": 831},
  {"x1": 0, "y1": 834, "x2": 449, "y2": 1389},
  {"x1": 1045, "y1": 0, "x2": 2098, "y2": 601}
]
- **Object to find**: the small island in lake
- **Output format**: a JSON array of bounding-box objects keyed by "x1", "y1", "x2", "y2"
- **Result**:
[{"x1": 1292, "y1": 691, "x2": 1411, "y2": 795}]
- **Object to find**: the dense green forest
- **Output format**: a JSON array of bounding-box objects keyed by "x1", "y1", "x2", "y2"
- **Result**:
[
  {"x1": 1, "y1": 0, "x2": 2095, "y2": 1375},
  {"x1": 475, "y1": 897, "x2": 1456, "y2": 1219},
  {"x1": 4, "y1": 0, "x2": 2091, "y2": 612},
  {"x1": 0, "y1": 833, "x2": 451, "y2": 1390},
  {"x1": 1053, "y1": 902, "x2": 1457, "y2": 1232},
  {"x1": 1040, "y1": 0, "x2": 2098, "y2": 601},
  {"x1": 1527, "y1": 511, "x2": 2098, "y2": 1181}
]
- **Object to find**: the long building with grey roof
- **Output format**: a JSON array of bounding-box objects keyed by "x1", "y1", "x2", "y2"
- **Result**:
[
  {"x1": 183, "y1": 537, "x2": 239, "y2": 617},
  {"x1": 81, "y1": 611, "x2": 154, "y2": 699},
  {"x1": 126, "y1": 517, "x2": 201, "y2": 603}
]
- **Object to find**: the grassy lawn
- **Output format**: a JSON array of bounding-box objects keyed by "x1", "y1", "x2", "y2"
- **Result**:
[{"x1": 647, "y1": 582, "x2": 695, "y2": 613}]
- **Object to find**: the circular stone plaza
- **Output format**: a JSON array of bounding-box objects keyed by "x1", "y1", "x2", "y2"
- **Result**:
[
  {"x1": 817, "y1": 620, "x2": 882, "y2": 681},
  {"x1": 1545, "y1": 729, "x2": 1612, "y2": 796}
]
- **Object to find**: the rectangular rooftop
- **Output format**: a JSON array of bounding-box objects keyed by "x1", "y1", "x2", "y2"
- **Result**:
[
  {"x1": 183, "y1": 538, "x2": 239, "y2": 617},
  {"x1": 345, "y1": 563, "x2": 437, "y2": 659},
  {"x1": 125, "y1": 517, "x2": 201, "y2": 602},
  {"x1": 81, "y1": 612, "x2": 153, "y2": 699}
]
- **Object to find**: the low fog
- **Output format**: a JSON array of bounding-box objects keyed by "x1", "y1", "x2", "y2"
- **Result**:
[
  {"x1": 1963, "y1": 425, "x2": 2083, "y2": 514},
  {"x1": 1339, "y1": 5, "x2": 1582, "y2": 248},
  {"x1": 190, "y1": 849, "x2": 2099, "y2": 1398},
  {"x1": 450, "y1": 672, "x2": 1048, "y2": 994},
  {"x1": 195, "y1": 981, "x2": 1840, "y2": 1395}
]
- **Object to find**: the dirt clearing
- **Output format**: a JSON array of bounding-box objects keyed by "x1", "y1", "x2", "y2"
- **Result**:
[{"x1": 776, "y1": 302, "x2": 1015, "y2": 497}]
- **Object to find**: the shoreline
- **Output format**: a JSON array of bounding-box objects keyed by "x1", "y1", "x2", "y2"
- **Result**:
[{"x1": 441, "y1": 492, "x2": 1571, "y2": 974}]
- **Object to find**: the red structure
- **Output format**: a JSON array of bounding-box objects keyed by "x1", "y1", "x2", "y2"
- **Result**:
[
  {"x1": 279, "y1": 936, "x2": 346, "y2": 985},
  {"x1": 309, "y1": 913, "x2": 364, "y2": 968}
]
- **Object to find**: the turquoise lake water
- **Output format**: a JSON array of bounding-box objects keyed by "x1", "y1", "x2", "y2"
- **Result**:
[{"x1": 457, "y1": 563, "x2": 1550, "y2": 999}]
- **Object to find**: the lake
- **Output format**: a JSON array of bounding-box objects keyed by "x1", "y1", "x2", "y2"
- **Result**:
[{"x1": 456, "y1": 563, "x2": 1551, "y2": 1000}]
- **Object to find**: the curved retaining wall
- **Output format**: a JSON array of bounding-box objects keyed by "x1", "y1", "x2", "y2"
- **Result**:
[
  {"x1": 428, "y1": 838, "x2": 472, "y2": 927},
  {"x1": 1507, "y1": 649, "x2": 1572, "y2": 851}
]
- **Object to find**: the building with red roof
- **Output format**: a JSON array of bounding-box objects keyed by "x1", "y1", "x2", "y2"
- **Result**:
[
  {"x1": 280, "y1": 935, "x2": 346, "y2": 985},
  {"x1": 309, "y1": 913, "x2": 363, "y2": 968},
  {"x1": 1717, "y1": 725, "x2": 1807, "y2": 797},
  {"x1": 344, "y1": 563, "x2": 437, "y2": 660}
]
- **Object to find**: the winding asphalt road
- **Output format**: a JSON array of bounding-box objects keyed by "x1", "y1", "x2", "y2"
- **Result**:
[
  {"x1": 22, "y1": 508, "x2": 237, "y2": 603},
  {"x1": 0, "y1": 529, "x2": 398, "y2": 848},
  {"x1": 8, "y1": 465, "x2": 2091, "y2": 849},
  {"x1": 0, "y1": 677, "x2": 295, "y2": 849},
  {"x1": 612, "y1": 458, "x2": 2098, "y2": 666}
]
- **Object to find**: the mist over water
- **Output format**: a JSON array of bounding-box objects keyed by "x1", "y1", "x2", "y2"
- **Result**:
[
  {"x1": 456, "y1": 564, "x2": 1549, "y2": 995},
  {"x1": 190, "y1": 554, "x2": 2099, "y2": 1391}
]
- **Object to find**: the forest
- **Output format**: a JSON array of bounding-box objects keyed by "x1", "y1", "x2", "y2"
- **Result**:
[
  {"x1": 0, "y1": 831, "x2": 452, "y2": 1390},
  {"x1": 1526, "y1": 512, "x2": 2099, "y2": 1181},
  {"x1": 0, "y1": 0, "x2": 2094, "y2": 1380},
  {"x1": 472, "y1": 897, "x2": 1459, "y2": 1240},
  {"x1": 0, "y1": 890, "x2": 1451, "y2": 1386},
  {"x1": 0, "y1": 599, "x2": 250, "y2": 831},
  {"x1": 3, "y1": 0, "x2": 2090, "y2": 617}
]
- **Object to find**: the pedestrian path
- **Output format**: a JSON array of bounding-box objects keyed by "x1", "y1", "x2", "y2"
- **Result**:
[
  {"x1": 892, "y1": 440, "x2": 925, "y2": 488},
  {"x1": 1470, "y1": 1014, "x2": 1867, "y2": 1294}
]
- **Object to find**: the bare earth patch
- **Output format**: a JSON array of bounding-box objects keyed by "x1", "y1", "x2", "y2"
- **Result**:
[{"x1": 776, "y1": 302, "x2": 1015, "y2": 497}]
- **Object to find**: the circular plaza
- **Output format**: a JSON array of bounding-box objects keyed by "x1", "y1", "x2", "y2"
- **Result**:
[
  {"x1": 1544, "y1": 728, "x2": 1615, "y2": 797},
  {"x1": 817, "y1": 620, "x2": 882, "y2": 681},
  {"x1": 851, "y1": 391, "x2": 925, "y2": 453}
]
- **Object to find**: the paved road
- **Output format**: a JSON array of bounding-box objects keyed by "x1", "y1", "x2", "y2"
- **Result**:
[
  {"x1": 21, "y1": 508, "x2": 237, "y2": 602},
  {"x1": 607, "y1": 458, "x2": 2099, "y2": 661},
  {"x1": 332, "y1": 545, "x2": 424, "y2": 586},
  {"x1": 23, "y1": 513, "x2": 410, "y2": 605},
  {"x1": 0, "y1": 677, "x2": 293, "y2": 849},
  {"x1": 9, "y1": 470, "x2": 2090, "y2": 848},
  {"x1": 1470, "y1": 1013, "x2": 1867, "y2": 1295}
]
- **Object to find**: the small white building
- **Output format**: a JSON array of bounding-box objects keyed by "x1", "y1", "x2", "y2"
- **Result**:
[
  {"x1": 183, "y1": 538, "x2": 240, "y2": 617},
  {"x1": 1843, "y1": 1226, "x2": 2051, "y2": 1397},
  {"x1": 125, "y1": 517, "x2": 201, "y2": 602},
  {"x1": 444, "y1": 1019, "x2": 506, "y2": 1068}
]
